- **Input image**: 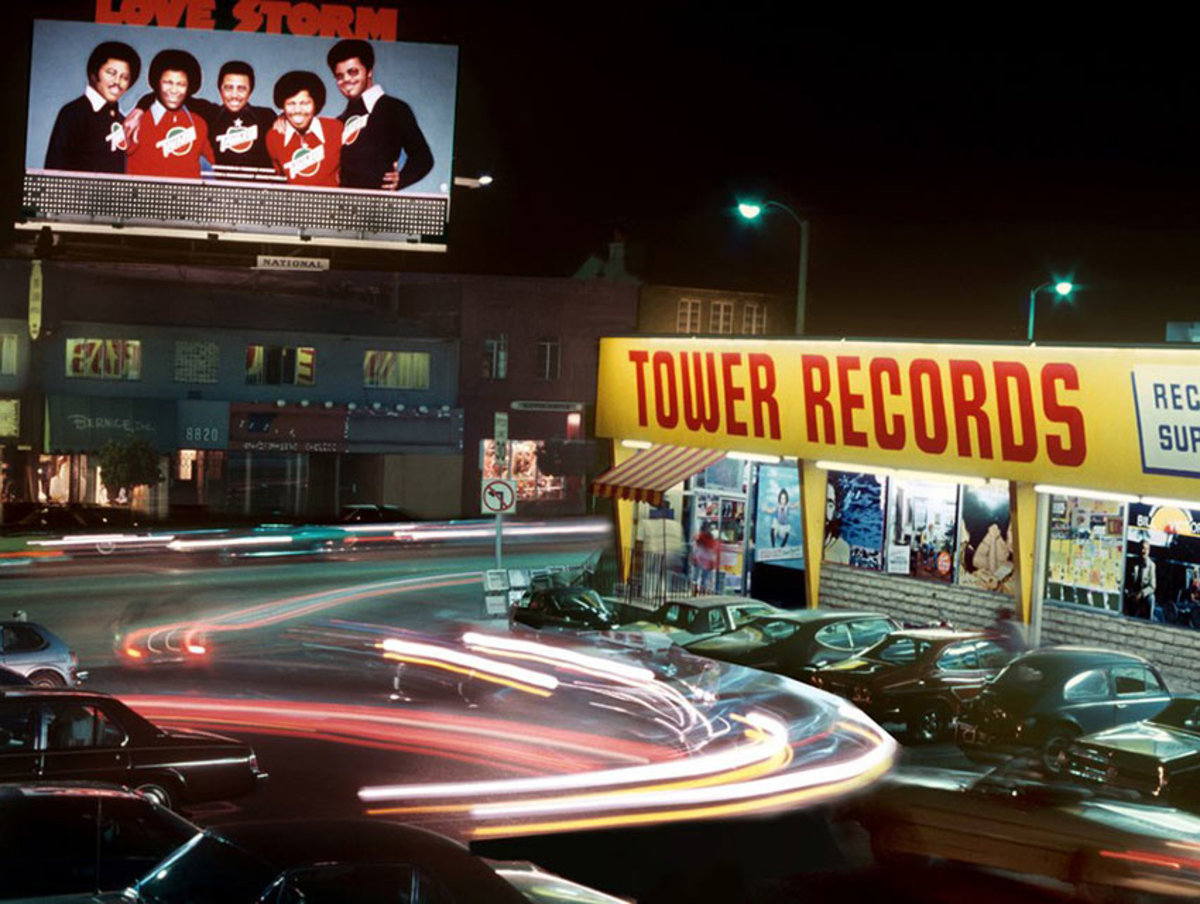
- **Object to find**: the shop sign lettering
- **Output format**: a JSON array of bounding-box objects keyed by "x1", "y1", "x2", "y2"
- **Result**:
[{"x1": 1132, "y1": 365, "x2": 1200, "y2": 478}]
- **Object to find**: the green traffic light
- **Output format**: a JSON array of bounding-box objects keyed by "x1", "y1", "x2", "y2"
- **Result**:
[{"x1": 737, "y1": 202, "x2": 763, "y2": 220}]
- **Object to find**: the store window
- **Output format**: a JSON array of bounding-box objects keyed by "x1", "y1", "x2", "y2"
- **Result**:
[
  {"x1": 885, "y1": 478, "x2": 959, "y2": 582},
  {"x1": 482, "y1": 439, "x2": 563, "y2": 501},
  {"x1": 676, "y1": 298, "x2": 702, "y2": 333},
  {"x1": 691, "y1": 458, "x2": 749, "y2": 594},
  {"x1": 710, "y1": 300, "x2": 734, "y2": 334},
  {"x1": 742, "y1": 302, "x2": 766, "y2": 335},
  {"x1": 173, "y1": 341, "x2": 219, "y2": 383},
  {"x1": 363, "y1": 350, "x2": 430, "y2": 389},
  {"x1": 1124, "y1": 501, "x2": 1200, "y2": 629},
  {"x1": 823, "y1": 470, "x2": 886, "y2": 569},
  {"x1": 957, "y1": 482, "x2": 1014, "y2": 595},
  {"x1": 245, "y1": 345, "x2": 315, "y2": 386},
  {"x1": 65, "y1": 339, "x2": 142, "y2": 380},
  {"x1": 0, "y1": 333, "x2": 17, "y2": 376},
  {"x1": 1044, "y1": 494, "x2": 1125, "y2": 614},
  {"x1": 754, "y1": 462, "x2": 803, "y2": 568},
  {"x1": 535, "y1": 337, "x2": 561, "y2": 381},
  {"x1": 482, "y1": 335, "x2": 508, "y2": 380}
]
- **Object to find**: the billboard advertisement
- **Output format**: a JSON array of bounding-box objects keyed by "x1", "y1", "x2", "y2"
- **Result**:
[{"x1": 21, "y1": 20, "x2": 458, "y2": 250}]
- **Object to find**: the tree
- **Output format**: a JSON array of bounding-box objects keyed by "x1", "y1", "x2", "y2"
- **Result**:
[{"x1": 97, "y1": 437, "x2": 163, "y2": 503}]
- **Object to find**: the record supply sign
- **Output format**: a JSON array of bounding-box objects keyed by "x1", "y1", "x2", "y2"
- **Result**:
[{"x1": 595, "y1": 337, "x2": 1200, "y2": 501}]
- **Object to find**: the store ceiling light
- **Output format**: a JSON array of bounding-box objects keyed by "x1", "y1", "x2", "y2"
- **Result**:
[
  {"x1": 814, "y1": 460, "x2": 893, "y2": 478},
  {"x1": 726, "y1": 451, "x2": 782, "y2": 464},
  {"x1": 621, "y1": 439, "x2": 653, "y2": 450},
  {"x1": 893, "y1": 469, "x2": 988, "y2": 487},
  {"x1": 1034, "y1": 485, "x2": 1138, "y2": 503},
  {"x1": 1140, "y1": 495, "x2": 1200, "y2": 510}
]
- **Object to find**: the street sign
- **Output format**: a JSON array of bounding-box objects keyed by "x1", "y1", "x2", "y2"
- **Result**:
[
  {"x1": 481, "y1": 478, "x2": 517, "y2": 515},
  {"x1": 493, "y1": 411, "x2": 509, "y2": 470}
]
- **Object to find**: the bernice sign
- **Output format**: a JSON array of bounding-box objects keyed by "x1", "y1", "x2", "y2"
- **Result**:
[{"x1": 595, "y1": 338, "x2": 1200, "y2": 498}]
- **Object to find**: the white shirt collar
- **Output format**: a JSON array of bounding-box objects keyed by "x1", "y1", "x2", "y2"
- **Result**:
[
  {"x1": 361, "y1": 83, "x2": 385, "y2": 113},
  {"x1": 85, "y1": 86, "x2": 114, "y2": 113},
  {"x1": 284, "y1": 117, "x2": 326, "y2": 145}
]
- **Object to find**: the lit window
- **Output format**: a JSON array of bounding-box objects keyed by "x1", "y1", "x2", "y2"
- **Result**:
[
  {"x1": 536, "y1": 338, "x2": 561, "y2": 381},
  {"x1": 173, "y1": 341, "x2": 219, "y2": 383},
  {"x1": 482, "y1": 335, "x2": 508, "y2": 380},
  {"x1": 363, "y1": 351, "x2": 431, "y2": 389},
  {"x1": 676, "y1": 299, "x2": 702, "y2": 333},
  {"x1": 245, "y1": 346, "x2": 315, "y2": 385},
  {"x1": 178, "y1": 449, "x2": 197, "y2": 480},
  {"x1": 65, "y1": 338, "x2": 142, "y2": 380},
  {"x1": 711, "y1": 301, "x2": 734, "y2": 334},
  {"x1": 0, "y1": 334, "x2": 17, "y2": 376},
  {"x1": 743, "y1": 303, "x2": 767, "y2": 335}
]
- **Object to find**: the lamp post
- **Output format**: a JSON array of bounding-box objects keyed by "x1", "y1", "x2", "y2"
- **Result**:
[
  {"x1": 1027, "y1": 280, "x2": 1075, "y2": 342},
  {"x1": 737, "y1": 199, "x2": 810, "y2": 335}
]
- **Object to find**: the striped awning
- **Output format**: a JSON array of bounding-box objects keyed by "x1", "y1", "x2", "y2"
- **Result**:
[{"x1": 591, "y1": 444, "x2": 727, "y2": 507}]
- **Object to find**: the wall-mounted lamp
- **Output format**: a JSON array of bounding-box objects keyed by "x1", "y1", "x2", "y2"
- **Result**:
[
  {"x1": 418, "y1": 405, "x2": 429, "y2": 413},
  {"x1": 324, "y1": 401, "x2": 334, "y2": 409},
  {"x1": 275, "y1": 399, "x2": 286, "y2": 407},
  {"x1": 347, "y1": 402, "x2": 357, "y2": 411},
  {"x1": 395, "y1": 404, "x2": 406, "y2": 412},
  {"x1": 300, "y1": 399, "x2": 310, "y2": 407}
]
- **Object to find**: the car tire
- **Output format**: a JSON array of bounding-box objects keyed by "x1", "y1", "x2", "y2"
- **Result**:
[
  {"x1": 908, "y1": 701, "x2": 951, "y2": 743},
  {"x1": 135, "y1": 781, "x2": 177, "y2": 810},
  {"x1": 1040, "y1": 725, "x2": 1080, "y2": 775},
  {"x1": 28, "y1": 670, "x2": 66, "y2": 688}
]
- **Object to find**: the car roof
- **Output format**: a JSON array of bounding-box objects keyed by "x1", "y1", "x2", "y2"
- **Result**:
[
  {"x1": 1011, "y1": 646, "x2": 1153, "y2": 668},
  {"x1": 217, "y1": 819, "x2": 473, "y2": 866},
  {"x1": 664, "y1": 596, "x2": 779, "y2": 611},
  {"x1": 747, "y1": 610, "x2": 892, "y2": 625},
  {"x1": 883, "y1": 628, "x2": 985, "y2": 642},
  {"x1": 0, "y1": 687, "x2": 111, "y2": 702}
]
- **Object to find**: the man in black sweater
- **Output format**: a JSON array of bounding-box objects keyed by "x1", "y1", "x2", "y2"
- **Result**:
[
  {"x1": 45, "y1": 41, "x2": 141, "y2": 174},
  {"x1": 326, "y1": 39, "x2": 433, "y2": 191}
]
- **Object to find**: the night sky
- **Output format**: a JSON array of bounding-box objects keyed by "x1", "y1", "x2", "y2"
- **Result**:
[{"x1": 4, "y1": 4, "x2": 1199, "y2": 342}]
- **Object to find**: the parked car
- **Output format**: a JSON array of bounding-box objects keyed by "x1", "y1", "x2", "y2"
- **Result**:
[
  {"x1": 683, "y1": 609, "x2": 900, "y2": 678},
  {"x1": 619, "y1": 596, "x2": 786, "y2": 644},
  {"x1": 126, "y1": 817, "x2": 618, "y2": 904},
  {"x1": 0, "y1": 687, "x2": 267, "y2": 809},
  {"x1": 1065, "y1": 694, "x2": 1200, "y2": 807},
  {"x1": 509, "y1": 586, "x2": 620, "y2": 631},
  {"x1": 807, "y1": 629, "x2": 1014, "y2": 742},
  {"x1": 856, "y1": 766, "x2": 1200, "y2": 900},
  {"x1": 0, "y1": 782, "x2": 201, "y2": 901},
  {"x1": 955, "y1": 646, "x2": 1172, "y2": 774},
  {"x1": 0, "y1": 619, "x2": 87, "y2": 686},
  {"x1": 339, "y1": 503, "x2": 421, "y2": 523}
]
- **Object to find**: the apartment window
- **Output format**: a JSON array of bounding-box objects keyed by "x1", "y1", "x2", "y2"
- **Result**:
[
  {"x1": 535, "y1": 337, "x2": 561, "y2": 381},
  {"x1": 743, "y1": 302, "x2": 767, "y2": 335},
  {"x1": 65, "y1": 338, "x2": 142, "y2": 380},
  {"x1": 0, "y1": 334, "x2": 17, "y2": 376},
  {"x1": 676, "y1": 298, "x2": 702, "y2": 333},
  {"x1": 710, "y1": 300, "x2": 734, "y2": 334},
  {"x1": 173, "y1": 341, "x2": 219, "y2": 383},
  {"x1": 482, "y1": 334, "x2": 508, "y2": 380},
  {"x1": 364, "y1": 350, "x2": 431, "y2": 389},
  {"x1": 245, "y1": 345, "x2": 315, "y2": 385}
]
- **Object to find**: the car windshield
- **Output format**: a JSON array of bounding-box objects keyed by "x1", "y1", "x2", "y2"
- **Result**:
[
  {"x1": 558, "y1": 591, "x2": 603, "y2": 614},
  {"x1": 862, "y1": 635, "x2": 935, "y2": 664},
  {"x1": 1150, "y1": 698, "x2": 1200, "y2": 733},
  {"x1": 131, "y1": 832, "x2": 275, "y2": 904}
]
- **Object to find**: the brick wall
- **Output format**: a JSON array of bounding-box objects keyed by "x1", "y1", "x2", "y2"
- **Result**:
[{"x1": 820, "y1": 564, "x2": 1200, "y2": 695}]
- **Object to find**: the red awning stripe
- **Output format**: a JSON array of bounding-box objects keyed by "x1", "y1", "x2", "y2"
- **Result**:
[{"x1": 590, "y1": 445, "x2": 726, "y2": 507}]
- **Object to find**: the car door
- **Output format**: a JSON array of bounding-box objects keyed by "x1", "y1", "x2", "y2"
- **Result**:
[
  {"x1": 0, "y1": 699, "x2": 40, "y2": 781},
  {"x1": 1058, "y1": 667, "x2": 1117, "y2": 734},
  {"x1": 1, "y1": 623, "x2": 49, "y2": 675},
  {"x1": 38, "y1": 701, "x2": 132, "y2": 786},
  {"x1": 1111, "y1": 664, "x2": 1172, "y2": 724}
]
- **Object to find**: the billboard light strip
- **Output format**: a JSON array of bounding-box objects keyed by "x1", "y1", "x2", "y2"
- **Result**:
[
  {"x1": 814, "y1": 460, "x2": 893, "y2": 478},
  {"x1": 726, "y1": 451, "x2": 782, "y2": 464},
  {"x1": 893, "y1": 469, "x2": 988, "y2": 488},
  {"x1": 1035, "y1": 485, "x2": 1138, "y2": 504},
  {"x1": 621, "y1": 440, "x2": 653, "y2": 450},
  {"x1": 1140, "y1": 496, "x2": 1200, "y2": 511}
]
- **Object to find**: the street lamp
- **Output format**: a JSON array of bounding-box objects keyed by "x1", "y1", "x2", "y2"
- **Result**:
[
  {"x1": 1027, "y1": 279, "x2": 1075, "y2": 342},
  {"x1": 737, "y1": 199, "x2": 810, "y2": 335}
]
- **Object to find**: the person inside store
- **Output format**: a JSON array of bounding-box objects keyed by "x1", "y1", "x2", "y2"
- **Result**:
[
  {"x1": 1124, "y1": 539, "x2": 1162, "y2": 621},
  {"x1": 325, "y1": 38, "x2": 433, "y2": 190},
  {"x1": 124, "y1": 49, "x2": 214, "y2": 179},
  {"x1": 690, "y1": 521, "x2": 719, "y2": 593},
  {"x1": 45, "y1": 41, "x2": 142, "y2": 174},
  {"x1": 987, "y1": 604, "x2": 1028, "y2": 654},
  {"x1": 823, "y1": 480, "x2": 851, "y2": 564},
  {"x1": 266, "y1": 71, "x2": 344, "y2": 187}
]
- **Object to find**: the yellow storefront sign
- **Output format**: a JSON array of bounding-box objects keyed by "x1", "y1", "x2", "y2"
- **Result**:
[{"x1": 596, "y1": 338, "x2": 1200, "y2": 498}]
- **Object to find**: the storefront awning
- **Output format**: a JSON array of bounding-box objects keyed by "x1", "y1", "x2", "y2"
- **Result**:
[{"x1": 591, "y1": 444, "x2": 726, "y2": 507}]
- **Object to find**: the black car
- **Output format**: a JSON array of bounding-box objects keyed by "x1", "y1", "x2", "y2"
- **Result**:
[
  {"x1": 0, "y1": 687, "x2": 267, "y2": 810},
  {"x1": 339, "y1": 504, "x2": 421, "y2": 523},
  {"x1": 807, "y1": 629, "x2": 1014, "y2": 742},
  {"x1": 509, "y1": 586, "x2": 619, "y2": 631},
  {"x1": 127, "y1": 817, "x2": 604, "y2": 904},
  {"x1": 683, "y1": 609, "x2": 900, "y2": 678},
  {"x1": 0, "y1": 782, "x2": 201, "y2": 901},
  {"x1": 955, "y1": 646, "x2": 1172, "y2": 774},
  {"x1": 1065, "y1": 695, "x2": 1200, "y2": 807}
]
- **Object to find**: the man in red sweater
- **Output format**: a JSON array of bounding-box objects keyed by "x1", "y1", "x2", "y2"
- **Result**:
[
  {"x1": 126, "y1": 49, "x2": 213, "y2": 179},
  {"x1": 265, "y1": 71, "x2": 342, "y2": 187}
]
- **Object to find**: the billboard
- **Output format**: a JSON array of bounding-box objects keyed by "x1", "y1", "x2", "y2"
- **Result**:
[{"x1": 21, "y1": 20, "x2": 458, "y2": 250}]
